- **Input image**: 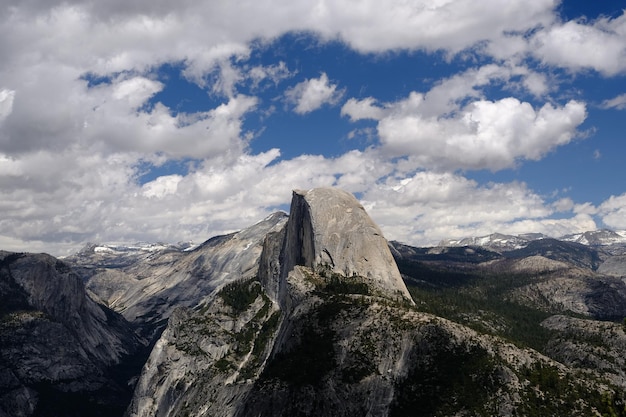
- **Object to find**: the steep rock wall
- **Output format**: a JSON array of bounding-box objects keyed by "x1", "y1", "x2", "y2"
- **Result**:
[{"x1": 281, "y1": 188, "x2": 412, "y2": 301}]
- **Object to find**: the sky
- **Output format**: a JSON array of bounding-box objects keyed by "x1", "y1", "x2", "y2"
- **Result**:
[{"x1": 1, "y1": 0, "x2": 626, "y2": 256}]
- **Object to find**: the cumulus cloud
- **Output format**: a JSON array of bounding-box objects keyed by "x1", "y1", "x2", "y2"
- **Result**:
[
  {"x1": 0, "y1": 64, "x2": 257, "y2": 159},
  {"x1": 378, "y1": 97, "x2": 586, "y2": 171},
  {"x1": 343, "y1": 65, "x2": 587, "y2": 172},
  {"x1": 284, "y1": 73, "x2": 344, "y2": 114},
  {"x1": 361, "y1": 172, "x2": 597, "y2": 245},
  {"x1": 341, "y1": 97, "x2": 385, "y2": 122},
  {"x1": 343, "y1": 63, "x2": 554, "y2": 122},
  {"x1": 307, "y1": 0, "x2": 555, "y2": 53},
  {"x1": 531, "y1": 14, "x2": 626, "y2": 76},
  {"x1": 599, "y1": 194, "x2": 626, "y2": 230}
]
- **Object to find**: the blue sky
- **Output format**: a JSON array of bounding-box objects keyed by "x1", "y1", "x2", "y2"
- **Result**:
[{"x1": 1, "y1": 0, "x2": 626, "y2": 255}]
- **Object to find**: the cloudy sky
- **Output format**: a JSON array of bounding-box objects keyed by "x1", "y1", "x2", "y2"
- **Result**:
[{"x1": 1, "y1": 0, "x2": 626, "y2": 255}]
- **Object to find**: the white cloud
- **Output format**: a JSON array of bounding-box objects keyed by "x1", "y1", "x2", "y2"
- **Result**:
[
  {"x1": 142, "y1": 175, "x2": 183, "y2": 198},
  {"x1": 0, "y1": 63, "x2": 257, "y2": 159},
  {"x1": 111, "y1": 76, "x2": 163, "y2": 107},
  {"x1": 531, "y1": 14, "x2": 626, "y2": 76},
  {"x1": 370, "y1": 92, "x2": 586, "y2": 171},
  {"x1": 248, "y1": 61, "x2": 294, "y2": 89},
  {"x1": 601, "y1": 93, "x2": 626, "y2": 110},
  {"x1": 0, "y1": 89, "x2": 15, "y2": 122},
  {"x1": 284, "y1": 73, "x2": 344, "y2": 114},
  {"x1": 341, "y1": 97, "x2": 385, "y2": 121},
  {"x1": 599, "y1": 194, "x2": 626, "y2": 230},
  {"x1": 308, "y1": 0, "x2": 556, "y2": 54},
  {"x1": 342, "y1": 64, "x2": 566, "y2": 173},
  {"x1": 362, "y1": 172, "x2": 597, "y2": 246}
]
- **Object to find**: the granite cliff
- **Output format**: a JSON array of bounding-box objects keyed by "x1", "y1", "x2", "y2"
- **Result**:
[{"x1": 0, "y1": 252, "x2": 145, "y2": 417}]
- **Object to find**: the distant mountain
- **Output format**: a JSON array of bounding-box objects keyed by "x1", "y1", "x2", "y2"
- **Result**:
[
  {"x1": 438, "y1": 232, "x2": 546, "y2": 252},
  {"x1": 561, "y1": 229, "x2": 626, "y2": 247},
  {"x1": 65, "y1": 241, "x2": 195, "y2": 274},
  {"x1": 504, "y1": 238, "x2": 604, "y2": 270},
  {"x1": 439, "y1": 229, "x2": 626, "y2": 254},
  {"x1": 392, "y1": 236, "x2": 626, "y2": 320}
]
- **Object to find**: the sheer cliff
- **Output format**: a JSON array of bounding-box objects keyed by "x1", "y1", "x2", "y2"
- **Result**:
[{"x1": 280, "y1": 188, "x2": 412, "y2": 302}]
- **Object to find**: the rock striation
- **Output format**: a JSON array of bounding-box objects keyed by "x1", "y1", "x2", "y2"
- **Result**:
[
  {"x1": 280, "y1": 188, "x2": 412, "y2": 302},
  {"x1": 83, "y1": 212, "x2": 288, "y2": 339}
]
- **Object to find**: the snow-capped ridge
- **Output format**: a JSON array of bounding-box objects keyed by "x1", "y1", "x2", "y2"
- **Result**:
[
  {"x1": 439, "y1": 229, "x2": 626, "y2": 252},
  {"x1": 438, "y1": 232, "x2": 544, "y2": 252}
]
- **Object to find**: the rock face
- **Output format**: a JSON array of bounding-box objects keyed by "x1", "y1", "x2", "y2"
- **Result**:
[
  {"x1": 126, "y1": 188, "x2": 421, "y2": 417},
  {"x1": 82, "y1": 212, "x2": 288, "y2": 339},
  {"x1": 281, "y1": 188, "x2": 412, "y2": 302},
  {"x1": 0, "y1": 251, "x2": 145, "y2": 417},
  {"x1": 598, "y1": 254, "x2": 626, "y2": 277}
]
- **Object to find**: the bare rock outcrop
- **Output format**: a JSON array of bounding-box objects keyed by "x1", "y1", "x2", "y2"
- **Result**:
[
  {"x1": 85, "y1": 212, "x2": 288, "y2": 338},
  {"x1": 281, "y1": 188, "x2": 412, "y2": 302},
  {"x1": 598, "y1": 254, "x2": 626, "y2": 277}
]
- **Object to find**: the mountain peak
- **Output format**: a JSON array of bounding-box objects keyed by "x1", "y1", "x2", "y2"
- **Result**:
[{"x1": 281, "y1": 187, "x2": 412, "y2": 301}]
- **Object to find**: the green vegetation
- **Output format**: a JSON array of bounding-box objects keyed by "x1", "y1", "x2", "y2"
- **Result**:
[
  {"x1": 391, "y1": 332, "x2": 499, "y2": 417},
  {"x1": 315, "y1": 263, "x2": 371, "y2": 295},
  {"x1": 239, "y1": 310, "x2": 282, "y2": 380},
  {"x1": 173, "y1": 277, "x2": 282, "y2": 383},
  {"x1": 399, "y1": 258, "x2": 556, "y2": 351},
  {"x1": 261, "y1": 297, "x2": 353, "y2": 386},
  {"x1": 218, "y1": 278, "x2": 262, "y2": 313},
  {"x1": 517, "y1": 363, "x2": 626, "y2": 417},
  {"x1": 340, "y1": 348, "x2": 377, "y2": 383},
  {"x1": 324, "y1": 274, "x2": 370, "y2": 295},
  {"x1": 261, "y1": 320, "x2": 336, "y2": 386},
  {"x1": 396, "y1": 255, "x2": 626, "y2": 415}
]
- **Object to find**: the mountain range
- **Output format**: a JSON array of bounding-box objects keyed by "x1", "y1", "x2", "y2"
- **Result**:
[
  {"x1": 439, "y1": 229, "x2": 626, "y2": 253},
  {"x1": 2, "y1": 188, "x2": 626, "y2": 416}
]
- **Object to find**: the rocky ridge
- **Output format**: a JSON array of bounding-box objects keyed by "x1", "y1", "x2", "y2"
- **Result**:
[
  {"x1": 74, "y1": 212, "x2": 288, "y2": 339},
  {"x1": 0, "y1": 251, "x2": 145, "y2": 417},
  {"x1": 439, "y1": 229, "x2": 626, "y2": 255}
]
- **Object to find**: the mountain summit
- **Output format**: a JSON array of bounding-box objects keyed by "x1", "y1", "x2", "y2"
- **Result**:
[{"x1": 280, "y1": 188, "x2": 412, "y2": 301}]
